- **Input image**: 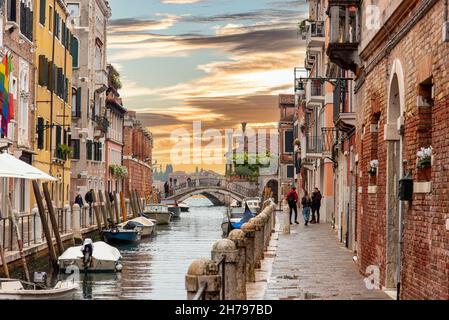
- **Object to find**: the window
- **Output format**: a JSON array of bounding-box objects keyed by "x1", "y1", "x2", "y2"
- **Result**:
[
  {"x1": 48, "y1": 6, "x2": 52, "y2": 32},
  {"x1": 18, "y1": 65, "x2": 29, "y2": 146},
  {"x1": 7, "y1": 0, "x2": 17, "y2": 22},
  {"x1": 284, "y1": 130, "x2": 294, "y2": 153},
  {"x1": 53, "y1": 10, "x2": 60, "y2": 39},
  {"x1": 38, "y1": 55, "x2": 48, "y2": 86},
  {"x1": 94, "y1": 42, "x2": 103, "y2": 70},
  {"x1": 45, "y1": 120, "x2": 50, "y2": 150},
  {"x1": 71, "y1": 139, "x2": 80, "y2": 160},
  {"x1": 67, "y1": 3, "x2": 80, "y2": 20},
  {"x1": 287, "y1": 165, "x2": 295, "y2": 178},
  {"x1": 71, "y1": 36, "x2": 79, "y2": 68},
  {"x1": 20, "y1": 0, "x2": 33, "y2": 41},
  {"x1": 39, "y1": 0, "x2": 46, "y2": 25},
  {"x1": 72, "y1": 87, "x2": 81, "y2": 117},
  {"x1": 86, "y1": 140, "x2": 93, "y2": 160}
]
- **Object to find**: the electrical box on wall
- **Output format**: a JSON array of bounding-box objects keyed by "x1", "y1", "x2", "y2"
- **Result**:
[{"x1": 444, "y1": 22, "x2": 449, "y2": 42}]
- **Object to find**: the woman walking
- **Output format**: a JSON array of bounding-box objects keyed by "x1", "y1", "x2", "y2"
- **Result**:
[{"x1": 301, "y1": 192, "x2": 312, "y2": 226}]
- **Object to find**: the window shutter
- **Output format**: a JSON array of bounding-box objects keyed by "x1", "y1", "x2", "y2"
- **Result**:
[
  {"x1": 37, "y1": 117, "x2": 44, "y2": 149},
  {"x1": 56, "y1": 125, "x2": 61, "y2": 146},
  {"x1": 76, "y1": 87, "x2": 82, "y2": 117},
  {"x1": 87, "y1": 140, "x2": 93, "y2": 160},
  {"x1": 72, "y1": 139, "x2": 80, "y2": 160},
  {"x1": 40, "y1": 0, "x2": 46, "y2": 25},
  {"x1": 43, "y1": 57, "x2": 49, "y2": 86},
  {"x1": 38, "y1": 55, "x2": 45, "y2": 86}
]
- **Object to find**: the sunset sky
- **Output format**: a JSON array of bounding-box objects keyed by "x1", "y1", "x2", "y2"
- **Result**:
[{"x1": 107, "y1": 0, "x2": 307, "y2": 173}]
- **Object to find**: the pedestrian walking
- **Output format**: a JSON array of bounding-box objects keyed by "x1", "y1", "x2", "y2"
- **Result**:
[
  {"x1": 164, "y1": 181, "x2": 169, "y2": 198},
  {"x1": 301, "y1": 192, "x2": 312, "y2": 226},
  {"x1": 85, "y1": 189, "x2": 94, "y2": 217},
  {"x1": 311, "y1": 188, "x2": 322, "y2": 224},
  {"x1": 75, "y1": 194, "x2": 84, "y2": 208},
  {"x1": 286, "y1": 186, "x2": 299, "y2": 225}
]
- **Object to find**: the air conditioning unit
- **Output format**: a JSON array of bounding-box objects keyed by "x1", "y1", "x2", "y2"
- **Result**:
[
  {"x1": 78, "y1": 129, "x2": 89, "y2": 139},
  {"x1": 78, "y1": 171, "x2": 88, "y2": 179}
]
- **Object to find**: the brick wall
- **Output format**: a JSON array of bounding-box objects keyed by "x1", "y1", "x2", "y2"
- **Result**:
[{"x1": 356, "y1": 1, "x2": 449, "y2": 299}]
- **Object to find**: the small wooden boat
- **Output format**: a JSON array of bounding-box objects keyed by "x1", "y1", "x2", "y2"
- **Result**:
[
  {"x1": 58, "y1": 240, "x2": 123, "y2": 273},
  {"x1": 118, "y1": 217, "x2": 155, "y2": 238},
  {"x1": 0, "y1": 278, "x2": 78, "y2": 300},
  {"x1": 142, "y1": 204, "x2": 172, "y2": 225},
  {"x1": 101, "y1": 227, "x2": 141, "y2": 244},
  {"x1": 243, "y1": 197, "x2": 261, "y2": 211}
]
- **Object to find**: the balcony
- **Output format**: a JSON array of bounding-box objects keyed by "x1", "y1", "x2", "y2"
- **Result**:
[
  {"x1": 305, "y1": 51, "x2": 318, "y2": 71},
  {"x1": 306, "y1": 79, "x2": 325, "y2": 105},
  {"x1": 95, "y1": 70, "x2": 108, "y2": 93},
  {"x1": 306, "y1": 135, "x2": 323, "y2": 159},
  {"x1": 333, "y1": 79, "x2": 356, "y2": 132},
  {"x1": 94, "y1": 115, "x2": 110, "y2": 139},
  {"x1": 321, "y1": 128, "x2": 337, "y2": 155},
  {"x1": 306, "y1": 21, "x2": 325, "y2": 48},
  {"x1": 326, "y1": 1, "x2": 362, "y2": 72}
]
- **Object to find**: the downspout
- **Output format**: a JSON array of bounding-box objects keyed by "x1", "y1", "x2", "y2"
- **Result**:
[
  {"x1": 49, "y1": 0, "x2": 56, "y2": 186},
  {"x1": 445, "y1": 0, "x2": 448, "y2": 22},
  {"x1": 62, "y1": 16, "x2": 68, "y2": 206}
]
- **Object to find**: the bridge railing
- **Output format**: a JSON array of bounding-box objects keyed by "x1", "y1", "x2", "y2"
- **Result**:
[{"x1": 170, "y1": 178, "x2": 258, "y2": 199}]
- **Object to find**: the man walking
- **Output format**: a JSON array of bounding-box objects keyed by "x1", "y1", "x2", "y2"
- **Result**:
[
  {"x1": 85, "y1": 189, "x2": 94, "y2": 217},
  {"x1": 286, "y1": 186, "x2": 299, "y2": 225},
  {"x1": 311, "y1": 187, "x2": 322, "y2": 224}
]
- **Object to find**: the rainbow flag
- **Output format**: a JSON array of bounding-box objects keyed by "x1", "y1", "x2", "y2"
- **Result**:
[{"x1": 0, "y1": 53, "x2": 13, "y2": 137}]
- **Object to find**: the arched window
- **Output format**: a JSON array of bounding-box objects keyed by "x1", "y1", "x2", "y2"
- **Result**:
[{"x1": 71, "y1": 36, "x2": 79, "y2": 68}]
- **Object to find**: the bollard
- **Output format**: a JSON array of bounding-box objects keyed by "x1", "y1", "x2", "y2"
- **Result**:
[
  {"x1": 228, "y1": 229, "x2": 247, "y2": 300},
  {"x1": 65, "y1": 204, "x2": 72, "y2": 231},
  {"x1": 271, "y1": 202, "x2": 277, "y2": 233},
  {"x1": 72, "y1": 204, "x2": 81, "y2": 240},
  {"x1": 32, "y1": 206, "x2": 43, "y2": 244},
  {"x1": 242, "y1": 221, "x2": 256, "y2": 282},
  {"x1": 282, "y1": 199, "x2": 290, "y2": 234},
  {"x1": 253, "y1": 216, "x2": 265, "y2": 269},
  {"x1": 211, "y1": 239, "x2": 239, "y2": 300},
  {"x1": 259, "y1": 211, "x2": 270, "y2": 251},
  {"x1": 186, "y1": 259, "x2": 221, "y2": 300}
]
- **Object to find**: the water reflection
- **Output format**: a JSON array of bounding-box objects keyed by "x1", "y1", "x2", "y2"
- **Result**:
[{"x1": 56, "y1": 197, "x2": 223, "y2": 300}]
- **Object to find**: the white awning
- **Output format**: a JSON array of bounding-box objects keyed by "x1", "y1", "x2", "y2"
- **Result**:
[{"x1": 0, "y1": 152, "x2": 57, "y2": 181}]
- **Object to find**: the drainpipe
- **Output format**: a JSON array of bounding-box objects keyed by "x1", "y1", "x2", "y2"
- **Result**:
[
  {"x1": 445, "y1": 0, "x2": 448, "y2": 22},
  {"x1": 396, "y1": 160, "x2": 407, "y2": 300},
  {"x1": 49, "y1": 0, "x2": 56, "y2": 184}
]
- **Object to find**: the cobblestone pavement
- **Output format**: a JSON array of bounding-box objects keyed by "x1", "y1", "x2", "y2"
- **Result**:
[{"x1": 264, "y1": 218, "x2": 391, "y2": 300}]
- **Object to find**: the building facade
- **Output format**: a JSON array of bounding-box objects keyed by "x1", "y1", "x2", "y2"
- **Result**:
[
  {"x1": 0, "y1": 0, "x2": 36, "y2": 216},
  {"x1": 278, "y1": 94, "x2": 295, "y2": 200},
  {"x1": 69, "y1": 0, "x2": 111, "y2": 202},
  {"x1": 33, "y1": 0, "x2": 73, "y2": 208},
  {"x1": 326, "y1": 0, "x2": 449, "y2": 299},
  {"x1": 123, "y1": 110, "x2": 153, "y2": 198},
  {"x1": 104, "y1": 64, "x2": 126, "y2": 194}
]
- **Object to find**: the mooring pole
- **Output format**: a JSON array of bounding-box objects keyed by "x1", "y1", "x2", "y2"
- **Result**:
[
  {"x1": 97, "y1": 191, "x2": 110, "y2": 228},
  {"x1": 42, "y1": 183, "x2": 64, "y2": 256},
  {"x1": 104, "y1": 191, "x2": 115, "y2": 225},
  {"x1": 119, "y1": 192, "x2": 127, "y2": 223},
  {"x1": 91, "y1": 191, "x2": 103, "y2": 232},
  {"x1": 32, "y1": 181, "x2": 58, "y2": 270},
  {"x1": 113, "y1": 192, "x2": 120, "y2": 223},
  {"x1": 134, "y1": 189, "x2": 142, "y2": 214},
  {"x1": 127, "y1": 188, "x2": 136, "y2": 218}
]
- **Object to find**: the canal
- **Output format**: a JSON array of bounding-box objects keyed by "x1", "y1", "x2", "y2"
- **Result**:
[{"x1": 23, "y1": 197, "x2": 225, "y2": 300}]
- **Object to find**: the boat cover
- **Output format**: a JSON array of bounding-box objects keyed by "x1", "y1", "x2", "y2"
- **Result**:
[{"x1": 58, "y1": 242, "x2": 122, "y2": 262}]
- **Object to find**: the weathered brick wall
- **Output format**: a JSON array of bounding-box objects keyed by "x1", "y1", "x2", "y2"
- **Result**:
[{"x1": 356, "y1": 1, "x2": 449, "y2": 299}]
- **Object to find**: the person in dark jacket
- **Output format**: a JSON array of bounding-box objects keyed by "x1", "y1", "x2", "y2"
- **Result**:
[
  {"x1": 301, "y1": 192, "x2": 312, "y2": 226},
  {"x1": 164, "y1": 182, "x2": 170, "y2": 198},
  {"x1": 75, "y1": 194, "x2": 84, "y2": 208},
  {"x1": 85, "y1": 189, "x2": 94, "y2": 217},
  {"x1": 311, "y1": 188, "x2": 322, "y2": 224},
  {"x1": 286, "y1": 186, "x2": 299, "y2": 225}
]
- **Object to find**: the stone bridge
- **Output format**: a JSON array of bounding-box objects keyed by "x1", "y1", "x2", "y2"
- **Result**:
[{"x1": 165, "y1": 178, "x2": 259, "y2": 203}]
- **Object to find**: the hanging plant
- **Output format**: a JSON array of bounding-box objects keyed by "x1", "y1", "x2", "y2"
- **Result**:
[
  {"x1": 368, "y1": 159, "x2": 378, "y2": 176},
  {"x1": 57, "y1": 144, "x2": 73, "y2": 160},
  {"x1": 416, "y1": 146, "x2": 432, "y2": 169}
]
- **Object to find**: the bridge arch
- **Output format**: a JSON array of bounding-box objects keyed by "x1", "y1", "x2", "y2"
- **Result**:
[{"x1": 169, "y1": 186, "x2": 247, "y2": 203}]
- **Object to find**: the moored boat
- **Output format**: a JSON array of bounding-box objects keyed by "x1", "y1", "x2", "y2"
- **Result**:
[
  {"x1": 142, "y1": 204, "x2": 172, "y2": 225},
  {"x1": 179, "y1": 201, "x2": 190, "y2": 212},
  {"x1": 161, "y1": 200, "x2": 181, "y2": 218},
  {"x1": 58, "y1": 240, "x2": 123, "y2": 273},
  {"x1": 221, "y1": 204, "x2": 256, "y2": 237},
  {"x1": 118, "y1": 217, "x2": 155, "y2": 238},
  {"x1": 101, "y1": 227, "x2": 141, "y2": 244},
  {"x1": 0, "y1": 278, "x2": 78, "y2": 300}
]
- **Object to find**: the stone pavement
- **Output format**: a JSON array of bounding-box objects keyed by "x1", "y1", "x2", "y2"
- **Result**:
[{"x1": 264, "y1": 217, "x2": 391, "y2": 300}]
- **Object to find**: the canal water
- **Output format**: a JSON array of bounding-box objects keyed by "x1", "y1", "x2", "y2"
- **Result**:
[{"x1": 26, "y1": 197, "x2": 225, "y2": 300}]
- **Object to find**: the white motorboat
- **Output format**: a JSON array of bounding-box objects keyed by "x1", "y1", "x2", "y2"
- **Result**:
[
  {"x1": 0, "y1": 278, "x2": 78, "y2": 300},
  {"x1": 243, "y1": 197, "x2": 261, "y2": 211},
  {"x1": 142, "y1": 204, "x2": 172, "y2": 225},
  {"x1": 58, "y1": 240, "x2": 122, "y2": 273},
  {"x1": 178, "y1": 201, "x2": 190, "y2": 212},
  {"x1": 118, "y1": 217, "x2": 155, "y2": 237}
]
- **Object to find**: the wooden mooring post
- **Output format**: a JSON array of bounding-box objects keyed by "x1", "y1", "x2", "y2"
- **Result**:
[
  {"x1": 0, "y1": 242, "x2": 9, "y2": 278},
  {"x1": 104, "y1": 190, "x2": 115, "y2": 225},
  {"x1": 113, "y1": 192, "x2": 120, "y2": 223},
  {"x1": 120, "y1": 192, "x2": 127, "y2": 223},
  {"x1": 92, "y1": 191, "x2": 106, "y2": 231},
  {"x1": 42, "y1": 183, "x2": 64, "y2": 256},
  {"x1": 32, "y1": 181, "x2": 58, "y2": 270},
  {"x1": 97, "y1": 191, "x2": 110, "y2": 228},
  {"x1": 133, "y1": 189, "x2": 143, "y2": 214}
]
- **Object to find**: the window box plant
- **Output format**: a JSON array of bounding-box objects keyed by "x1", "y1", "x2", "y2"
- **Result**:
[
  {"x1": 368, "y1": 159, "x2": 378, "y2": 185},
  {"x1": 416, "y1": 146, "x2": 432, "y2": 181}
]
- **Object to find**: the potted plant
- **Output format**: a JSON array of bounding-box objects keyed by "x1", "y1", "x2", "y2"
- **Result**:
[
  {"x1": 368, "y1": 159, "x2": 378, "y2": 185},
  {"x1": 294, "y1": 138, "x2": 301, "y2": 146},
  {"x1": 57, "y1": 144, "x2": 73, "y2": 161},
  {"x1": 416, "y1": 146, "x2": 432, "y2": 181}
]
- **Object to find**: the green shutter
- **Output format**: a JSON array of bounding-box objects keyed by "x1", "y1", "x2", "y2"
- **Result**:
[
  {"x1": 40, "y1": 0, "x2": 46, "y2": 25},
  {"x1": 87, "y1": 140, "x2": 93, "y2": 160},
  {"x1": 71, "y1": 36, "x2": 78, "y2": 68},
  {"x1": 38, "y1": 55, "x2": 45, "y2": 86},
  {"x1": 76, "y1": 87, "x2": 82, "y2": 116}
]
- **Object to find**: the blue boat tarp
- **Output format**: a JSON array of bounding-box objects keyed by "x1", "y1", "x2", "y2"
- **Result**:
[{"x1": 231, "y1": 205, "x2": 255, "y2": 230}]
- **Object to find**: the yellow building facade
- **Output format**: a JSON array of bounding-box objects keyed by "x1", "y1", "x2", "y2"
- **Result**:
[{"x1": 33, "y1": 0, "x2": 73, "y2": 207}]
